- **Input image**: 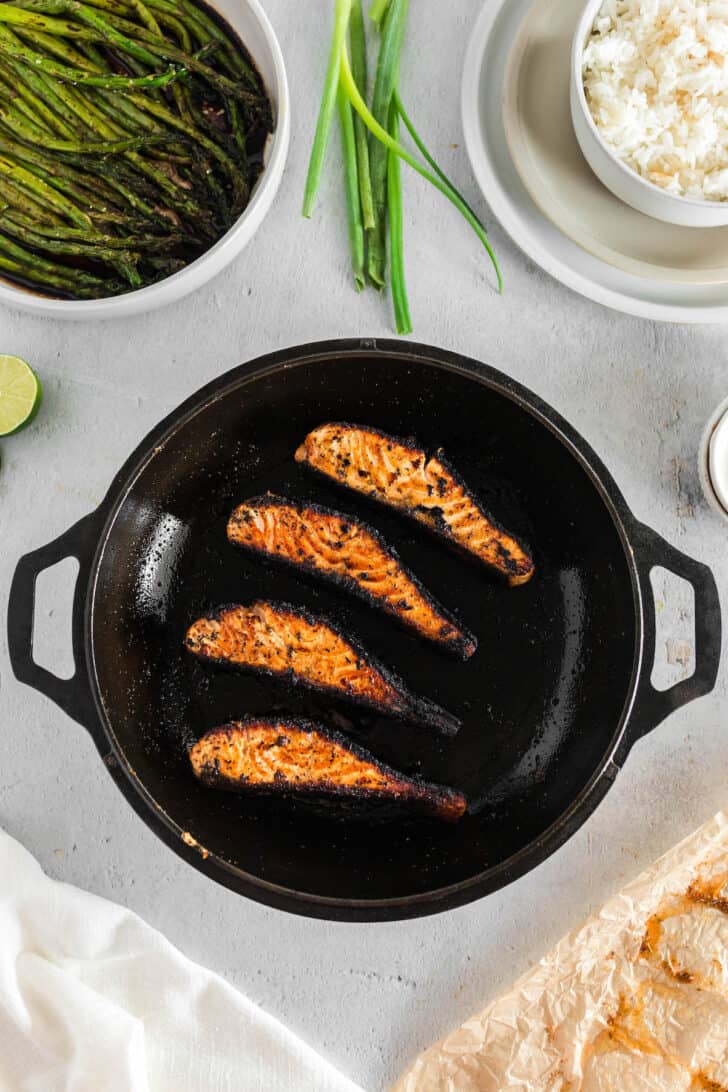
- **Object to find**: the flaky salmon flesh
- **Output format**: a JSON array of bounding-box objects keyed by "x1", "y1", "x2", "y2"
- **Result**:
[
  {"x1": 189, "y1": 718, "x2": 467, "y2": 822},
  {"x1": 185, "y1": 601, "x2": 461, "y2": 735},
  {"x1": 227, "y1": 495, "x2": 476, "y2": 659},
  {"x1": 295, "y1": 423, "x2": 535, "y2": 587}
]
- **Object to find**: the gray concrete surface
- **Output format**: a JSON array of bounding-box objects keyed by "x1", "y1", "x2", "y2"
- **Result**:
[{"x1": 0, "y1": 3, "x2": 727, "y2": 1089}]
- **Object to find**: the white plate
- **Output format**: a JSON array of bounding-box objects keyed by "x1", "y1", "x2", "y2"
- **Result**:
[
  {"x1": 462, "y1": 0, "x2": 728, "y2": 322},
  {"x1": 508, "y1": 0, "x2": 728, "y2": 278}
]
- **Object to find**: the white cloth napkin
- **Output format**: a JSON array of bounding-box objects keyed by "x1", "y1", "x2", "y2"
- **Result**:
[{"x1": 0, "y1": 828, "x2": 363, "y2": 1092}]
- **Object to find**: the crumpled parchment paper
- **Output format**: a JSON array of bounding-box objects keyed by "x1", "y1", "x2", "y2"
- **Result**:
[{"x1": 394, "y1": 811, "x2": 728, "y2": 1091}]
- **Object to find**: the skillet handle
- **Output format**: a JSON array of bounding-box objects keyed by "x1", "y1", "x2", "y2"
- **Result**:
[
  {"x1": 622, "y1": 521, "x2": 722, "y2": 752},
  {"x1": 7, "y1": 510, "x2": 103, "y2": 731}
]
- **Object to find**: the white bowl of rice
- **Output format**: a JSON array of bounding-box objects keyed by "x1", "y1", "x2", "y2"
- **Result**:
[{"x1": 571, "y1": 0, "x2": 728, "y2": 226}]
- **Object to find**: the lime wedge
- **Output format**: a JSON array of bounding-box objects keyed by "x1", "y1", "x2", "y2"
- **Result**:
[{"x1": 0, "y1": 355, "x2": 41, "y2": 436}]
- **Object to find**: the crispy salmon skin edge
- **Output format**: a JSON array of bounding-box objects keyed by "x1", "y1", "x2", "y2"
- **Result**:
[
  {"x1": 294, "y1": 422, "x2": 535, "y2": 587},
  {"x1": 227, "y1": 493, "x2": 477, "y2": 660},
  {"x1": 189, "y1": 716, "x2": 468, "y2": 822},
  {"x1": 185, "y1": 601, "x2": 462, "y2": 737}
]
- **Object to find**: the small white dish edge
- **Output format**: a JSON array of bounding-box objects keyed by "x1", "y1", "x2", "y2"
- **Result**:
[{"x1": 699, "y1": 397, "x2": 728, "y2": 524}]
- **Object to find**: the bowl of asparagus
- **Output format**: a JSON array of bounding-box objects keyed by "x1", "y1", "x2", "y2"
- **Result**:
[{"x1": 0, "y1": 0, "x2": 289, "y2": 318}]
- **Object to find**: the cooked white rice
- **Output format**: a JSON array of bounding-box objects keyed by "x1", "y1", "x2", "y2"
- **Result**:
[{"x1": 582, "y1": 0, "x2": 728, "y2": 201}]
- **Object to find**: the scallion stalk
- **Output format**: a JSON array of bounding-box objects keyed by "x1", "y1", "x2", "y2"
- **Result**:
[
  {"x1": 302, "y1": 0, "x2": 352, "y2": 218},
  {"x1": 340, "y1": 46, "x2": 503, "y2": 292},
  {"x1": 337, "y1": 83, "x2": 365, "y2": 292},
  {"x1": 387, "y1": 104, "x2": 410, "y2": 334},
  {"x1": 366, "y1": 0, "x2": 409, "y2": 287},
  {"x1": 393, "y1": 89, "x2": 482, "y2": 229},
  {"x1": 369, "y1": 0, "x2": 390, "y2": 28},
  {"x1": 349, "y1": 0, "x2": 374, "y2": 231},
  {"x1": 303, "y1": 0, "x2": 503, "y2": 330}
]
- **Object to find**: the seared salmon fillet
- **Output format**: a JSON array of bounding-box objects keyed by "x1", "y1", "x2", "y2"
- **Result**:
[
  {"x1": 295, "y1": 423, "x2": 535, "y2": 587},
  {"x1": 185, "y1": 601, "x2": 460, "y2": 735},
  {"x1": 189, "y1": 717, "x2": 467, "y2": 822},
  {"x1": 227, "y1": 495, "x2": 476, "y2": 659}
]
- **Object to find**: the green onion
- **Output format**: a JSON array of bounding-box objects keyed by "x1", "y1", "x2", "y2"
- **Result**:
[
  {"x1": 349, "y1": 0, "x2": 374, "y2": 231},
  {"x1": 303, "y1": 0, "x2": 503, "y2": 331},
  {"x1": 387, "y1": 104, "x2": 410, "y2": 334},
  {"x1": 303, "y1": 0, "x2": 352, "y2": 218},
  {"x1": 341, "y1": 47, "x2": 503, "y2": 293},
  {"x1": 393, "y1": 89, "x2": 482, "y2": 229},
  {"x1": 337, "y1": 82, "x2": 365, "y2": 292},
  {"x1": 367, "y1": 0, "x2": 409, "y2": 287},
  {"x1": 369, "y1": 0, "x2": 390, "y2": 28}
]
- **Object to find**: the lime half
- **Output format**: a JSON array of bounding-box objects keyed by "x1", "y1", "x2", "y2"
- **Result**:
[{"x1": 0, "y1": 355, "x2": 41, "y2": 436}]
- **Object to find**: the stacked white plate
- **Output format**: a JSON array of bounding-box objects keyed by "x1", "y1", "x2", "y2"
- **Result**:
[{"x1": 462, "y1": 0, "x2": 728, "y2": 322}]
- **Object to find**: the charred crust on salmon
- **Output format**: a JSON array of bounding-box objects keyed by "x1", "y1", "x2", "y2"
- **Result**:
[
  {"x1": 295, "y1": 423, "x2": 535, "y2": 587},
  {"x1": 189, "y1": 717, "x2": 467, "y2": 822},
  {"x1": 226, "y1": 494, "x2": 477, "y2": 660},
  {"x1": 185, "y1": 600, "x2": 461, "y2": 736}
]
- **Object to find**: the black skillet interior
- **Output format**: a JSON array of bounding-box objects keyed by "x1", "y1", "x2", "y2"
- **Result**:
[{"x1": 91, "y1": 352, "x2": 636, "y2": 902}]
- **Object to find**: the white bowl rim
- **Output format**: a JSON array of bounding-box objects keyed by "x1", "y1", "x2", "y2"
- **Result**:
[
  {"x1": 460, "y1": 0, "x2": 728, "y2": 323},
  {"x1": 698, "y1": 396, "x2": 728, "y2": 523},
  {"x1": 0, "y1": 0, "x2": 290, "y2": 320},
  {"x1": 572, "y1": 0, "x2": 728, "y2": 213}
]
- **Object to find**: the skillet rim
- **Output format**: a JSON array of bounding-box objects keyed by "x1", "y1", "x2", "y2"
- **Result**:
[{"x1": 85, "y1": 338, "x2": 645, "y2": 920}]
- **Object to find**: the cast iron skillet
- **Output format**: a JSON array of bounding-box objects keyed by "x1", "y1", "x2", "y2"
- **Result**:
[{"x1": 7, "y1": 340, "x2": 722, "y2": 920}]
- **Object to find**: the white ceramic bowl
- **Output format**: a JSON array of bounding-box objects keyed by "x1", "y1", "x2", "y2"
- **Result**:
[
  {"x1": 0, "y1": 0, "x2": 290, "y2": 320},
  {"x1": 570, "y1": 0, "x2": 728, "y2": 228},
  {"x1": 699, "y1": 396, "x2": 728, "y2": 524}
]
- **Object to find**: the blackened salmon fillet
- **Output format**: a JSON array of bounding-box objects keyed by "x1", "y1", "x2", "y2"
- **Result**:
[
  {"x1": 189, "y1": 717, "x2": 467, "y2": 822},
  {"x1": 185, "y1": 601, "x2": 460, "y2": 736},
  {"x1": 227, "y1": 495, "x2": 476, "y2": 659},
  {"x1": 295, "y1": 423, "x2": 535, "y2": 587}
]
